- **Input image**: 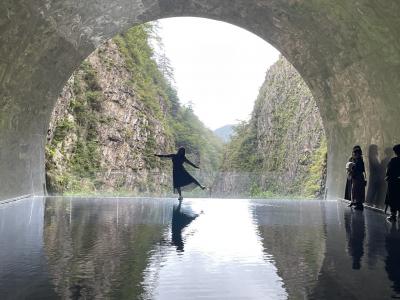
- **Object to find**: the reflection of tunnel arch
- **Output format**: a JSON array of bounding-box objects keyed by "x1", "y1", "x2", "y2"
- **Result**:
[{"x1": 1, "y1": 1, "x2": 400, "y2": 204}]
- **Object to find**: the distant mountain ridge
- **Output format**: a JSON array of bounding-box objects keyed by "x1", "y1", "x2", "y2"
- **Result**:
[{"x1": 214, "y1": 124, "x2": 235, "y2": 143}]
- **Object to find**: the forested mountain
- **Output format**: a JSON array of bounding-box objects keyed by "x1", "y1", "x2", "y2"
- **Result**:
[
  {"x1": 45, "y1": 24, "x2": 223, "y2": 195},
  {"x1": 214, "y1": 125, "x2": 235, "y2": 143},
  {"x1": 46, "y1": 24, "x2": 326, "y2": 198},
  {"x1": 213, "y1": 57, "x2": 327, "y2": 198}
]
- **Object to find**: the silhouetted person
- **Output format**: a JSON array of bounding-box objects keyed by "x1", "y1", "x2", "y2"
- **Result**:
[
  {"x1": 345, "y1": 150, "x2": 355, "y2": 202},
  {"x1": 171, "y1": 202, "x2": 198, "y2": 252},
  {"x1": 385, "y1": 144, "x2": 400, "y2": 222},
  {"x1": 353, "y1": 148, "x2": 367, "y2": 210},
  {"x1": 345, "y1": 145, "x2": 361, "y2": 202},
  {"x1": 155, "y1": 147, "x2": 206, "y2": 200},
  {"x1": 346, "y1": 146, "x2": 366, "y2": 209},
  {"x1": 382, "y1": 147, "x2": 394, "y2": 173},
  {"x1": 385, "y1": 222, "x2": 400, "y2": 297},
  {"x1": 344, "y1": 209, "x2": 365, "y2": 270}
]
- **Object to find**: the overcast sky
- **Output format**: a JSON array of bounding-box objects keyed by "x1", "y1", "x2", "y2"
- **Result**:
[{"x1": 157, "y1": 17, "x2": 280, "y2": 130}]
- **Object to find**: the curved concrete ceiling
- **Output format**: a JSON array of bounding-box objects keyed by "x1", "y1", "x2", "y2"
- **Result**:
[{"x1": 0, "y1": 0, "x2": 399, "y2": 204}]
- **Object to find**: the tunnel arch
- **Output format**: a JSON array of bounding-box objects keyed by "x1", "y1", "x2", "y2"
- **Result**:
[{"x1": 1, "y1": 0, "x2": 399, "y2": 205}]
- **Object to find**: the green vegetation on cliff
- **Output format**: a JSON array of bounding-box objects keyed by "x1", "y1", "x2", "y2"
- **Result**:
[
  {"x1": 114, "y1": 25, "x2": 170, "y2": 119},
  {"x1": 46, "y1": 62, "x2": 104, "y2": 192},
  {"x1": 220, "y1": 121, "x2": 259, "y2": 172},
  {"x1": 216, "y1": 57, "x2": 327, "y2": 198},
  {"x1": 46, "y1": 26, "x2": 324, "y2": 198},
  {"x1": 46, "y1": 23, "x2": 222, "y2": 195},
  {"x1": 115, "y1": 25, "x2": 223, "y2": 189}
]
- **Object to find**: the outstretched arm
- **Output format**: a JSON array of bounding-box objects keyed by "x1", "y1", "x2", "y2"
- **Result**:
[
  {"x1": 155, "y1": 154, "x2": 174, "y2": 158},
  {"x1": 184, "y1": 158, "x2": 199, "y2": 169}
]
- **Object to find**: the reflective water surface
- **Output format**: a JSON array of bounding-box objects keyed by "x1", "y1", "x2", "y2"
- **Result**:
[{"x1": 0, "y1": 197, "x2": 399, "y2": 299}]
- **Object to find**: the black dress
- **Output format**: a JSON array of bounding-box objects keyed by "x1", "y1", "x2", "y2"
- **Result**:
[
  {"x1": 385, "y1": 157, "x2": 400, "y2": 211},
  {"x1": 172, "y1": 155, "x2": 199, "y2": 193},
  {"x1": 157, "y1": 154, "x2": 200, "y2": 193},
  {"x1": 351, "y1": 157, "x2": 366, "y2": 204}
]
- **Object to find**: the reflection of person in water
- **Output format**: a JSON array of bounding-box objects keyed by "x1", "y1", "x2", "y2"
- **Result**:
[
  {"x1": 171, "y1": 202, "x2": 198, "y2": 252},
  {"x1": 385, "y1": 222, "x2": 400, "y2": 296},
  {"x1": 344, "y1": 209, "x2": 365, "y2": 270},
  {"x1": 155, "y1": 147, "x2": 206, "y2": 200},
  {"x1": 385, "y1": 144, "x2": 400, "y2": 222}
]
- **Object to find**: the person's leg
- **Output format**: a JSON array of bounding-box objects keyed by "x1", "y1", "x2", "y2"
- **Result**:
[
  {"x1": 355, "y1": 194, "x2": 364, "y2": 209},
  {"x1": 354, "y1": 201, "x2": 364, "y2": 210},
  {"x1": 177, "y1": 187, "x2": 183, "y2": 200},
  {"x1": 353, "y1": 180, "x2": 365, "y2": 210},
  {"x1": 347, "y1": 179, "x2": 354, "y2": 206},
  {"x1": 351, "y1": 180, "x2": 356, "y2": 207},
  {"x1": 192, "y1": 178, "x2": 206, "y2": 190}
]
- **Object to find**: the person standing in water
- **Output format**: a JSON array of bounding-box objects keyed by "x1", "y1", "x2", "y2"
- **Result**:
[{"x1": 155, "y1": 147, "x2": 206, "y2": 200}]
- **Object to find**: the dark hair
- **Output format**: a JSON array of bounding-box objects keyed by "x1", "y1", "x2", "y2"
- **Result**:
[
  {"x1": 353, "y1": 145, "x2": 362, "y2": 155},
  {"x1": 353, "y1": 148, "x2": 362, "y2": 156},
  {"x1": 393, "y1": 144, "x2": 400, "y2": 156},
  {"x1": 177, "y1": 147, "x2": 186, "y2": 157}
]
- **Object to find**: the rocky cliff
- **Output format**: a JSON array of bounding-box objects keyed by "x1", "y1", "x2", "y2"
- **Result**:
[
  {"x1": 215, "y1": 57, "x2": 327, "y2": 198},
  {"x1": 47, "y1": 26, "x2": 325, "y2": 198},
  {"x1": 46, "y1": 24, "x2": 222, "y2": 195}
]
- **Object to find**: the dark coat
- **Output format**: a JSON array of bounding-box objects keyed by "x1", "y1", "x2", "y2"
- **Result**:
[
  {"x1": 385, "y1": 157, "x2": 400, "y2": 210},
  {"x1": 351, "y1": 157, "x2": 366, "y2": 204}
]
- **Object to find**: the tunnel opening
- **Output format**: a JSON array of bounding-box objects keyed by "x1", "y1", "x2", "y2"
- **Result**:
[
  {"x1": 2, "y1": 2, "x2": 400, "y2": 298},
  {"x1": 44, "y1": 18, "x2": 327, "y2": 199},
  {"x1": 1, "y1": 1, "x2": 399, "y2": 206}
]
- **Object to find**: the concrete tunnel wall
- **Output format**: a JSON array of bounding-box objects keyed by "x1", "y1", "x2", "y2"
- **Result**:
[{"x1": 0, "y1": 0, "x2": 399, "y2": 205}]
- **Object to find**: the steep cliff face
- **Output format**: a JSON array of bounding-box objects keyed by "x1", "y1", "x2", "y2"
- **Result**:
[
  {"x1": 47, "y1": 26, "x2": 324, "y2": 197},
  {"x1": 46, "y1": 25, "x2": 222, "y2": 195},
  {"x1": 216, "y1": 57, "x2": 327, "y2": 198}
]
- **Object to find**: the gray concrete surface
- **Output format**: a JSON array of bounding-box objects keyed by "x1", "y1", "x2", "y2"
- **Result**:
[{"x1": 0, "y1": 1, "x2": 399, "y2": 205}]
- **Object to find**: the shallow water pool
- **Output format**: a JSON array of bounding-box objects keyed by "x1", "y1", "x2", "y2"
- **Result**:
[{"x1": 0, "y1": 197, "x2": 399, "y2": 299}]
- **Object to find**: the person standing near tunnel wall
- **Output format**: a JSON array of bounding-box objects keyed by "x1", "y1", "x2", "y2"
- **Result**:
[
  {"x1": 385, "y1": 144, "x2": 400, "y2": 222},
  {"x1": 346, "y1": 146, "x2": 363, "y2": 206},
  {"x1": 350, "y1": 148, "x2": 367, "y2": 210}
]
